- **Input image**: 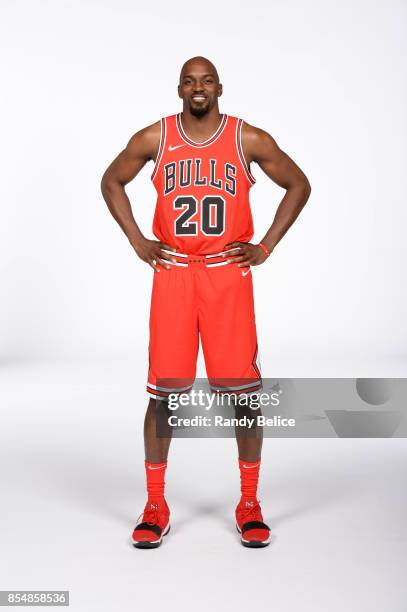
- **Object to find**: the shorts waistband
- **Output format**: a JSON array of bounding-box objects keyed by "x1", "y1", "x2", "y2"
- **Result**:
[{"x1": 161, "y1": 248, "x2": 241, "y2": 267}]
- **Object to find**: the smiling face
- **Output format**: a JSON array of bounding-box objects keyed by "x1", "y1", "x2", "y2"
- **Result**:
[{"x1": 178, "y1": 58, "x2": 222, "y2": 117}]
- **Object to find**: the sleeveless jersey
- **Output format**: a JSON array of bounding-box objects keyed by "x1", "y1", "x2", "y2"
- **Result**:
[{"x1": 151, "y1": 113, "x2": 256, "y2": 254}]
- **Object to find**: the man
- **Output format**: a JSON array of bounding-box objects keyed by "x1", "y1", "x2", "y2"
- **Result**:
[{"x1": 101, "y1": 56, "x2": 311, "y2": 549}]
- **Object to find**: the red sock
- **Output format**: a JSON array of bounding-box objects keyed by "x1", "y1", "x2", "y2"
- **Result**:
[
  {"x1": 238, "y1": 458, "x2": 261, "y2": 501},
  {"x1": 145, "y1": 460, "x2": 167, "y2": 500}
]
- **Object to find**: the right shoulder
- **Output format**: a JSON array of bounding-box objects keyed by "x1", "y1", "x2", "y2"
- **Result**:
[{"x1": 125, "y1": 119, "x2": 162, "y2": 161}]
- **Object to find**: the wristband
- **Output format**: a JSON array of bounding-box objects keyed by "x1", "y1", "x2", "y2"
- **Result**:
[{"x1": 258, "y1": 242, "x2": 270, "y2": 257}]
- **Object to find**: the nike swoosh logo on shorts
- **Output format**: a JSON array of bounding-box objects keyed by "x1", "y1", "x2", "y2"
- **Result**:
[
  {"x1": 243, "y1": 463, "x2": 260, "y2": 469},
  {"x1": 242, "y1": 269, "x2": 251, "y2": 277},
  {"x1": 148, "y1": 464, "x2": 166, "y2": 470},
  {"x1": 168, "y1": 144, "x2": 185, "y2": 151}
]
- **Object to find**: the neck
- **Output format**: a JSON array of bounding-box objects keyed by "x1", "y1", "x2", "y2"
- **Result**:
[{"x1": 180, "y1": 106, "x2": 222, "y2": 140}]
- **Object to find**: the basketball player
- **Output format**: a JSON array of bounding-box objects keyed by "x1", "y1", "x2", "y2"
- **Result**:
[{"x1": 101, "y1": 57, "x2": 311, "y2": 548}]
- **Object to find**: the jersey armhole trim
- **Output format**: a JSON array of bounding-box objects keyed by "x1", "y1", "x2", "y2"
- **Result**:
[
  {"x1": 236, "y1": 119, "x2": 256, "y2": 185},
  {"x1": 151, "y1": 117, "x2": 166, "y2": 181}
]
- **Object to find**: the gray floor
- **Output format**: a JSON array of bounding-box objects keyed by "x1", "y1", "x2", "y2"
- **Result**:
[{"x1": 0, "y1": 362, "x2": 406, "y2": 611}]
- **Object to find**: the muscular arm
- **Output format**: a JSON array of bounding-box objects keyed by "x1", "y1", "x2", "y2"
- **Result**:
[
  {"x1": 101, "y1": 122, "x2": 176, "y2": 271},
  {"x1": 243, "y1": 122, "x2": 311, "y2": 254}
]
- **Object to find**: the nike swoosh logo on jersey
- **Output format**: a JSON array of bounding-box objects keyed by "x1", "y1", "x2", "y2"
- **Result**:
[
  {"x1": 241, "y1": 269, "x2": 251, "y2": 277},
  {"x1": 168, "y1": 144, "x2": 185, "y2": 151},
  {"x1": 243, "y1": 463, "x2": 260, "y2": 469},
  {"x1": 148, "y1": 464, "x2": 166, "y2": 470}
]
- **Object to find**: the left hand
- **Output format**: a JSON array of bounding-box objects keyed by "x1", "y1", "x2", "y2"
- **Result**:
[{"x1": 223, "y1": 242, "x2": 270, "y2": 267}]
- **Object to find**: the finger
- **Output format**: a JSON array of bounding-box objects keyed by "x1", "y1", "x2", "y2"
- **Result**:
[
  {"x1": 222, "y1": 247, "x2": 243, "y2": 257},
  {"x1": 224, "y1": 242, "x2": 242, "y2": 249},
  {"x1": 232, "y1": 256, "x2": 252, "y2": 266},
  {"x1": 159, "y1": 243, "x2": 177, "y2": 252},
  {"x1": 149, "y1": 259, "x2": 160, "y2": 273},
  {"x1": 159, "y1": 249, "x2": 178, "y2": 263},
  {"x1": 157, "y1": 258, "x2": 171, "y2": 270},
  {"x1": 226, "y1": 255, "x2": 247, "y2": 263}
]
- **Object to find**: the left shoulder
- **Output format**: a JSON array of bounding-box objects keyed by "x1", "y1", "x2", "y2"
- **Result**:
[
  {"x1": 241, "y1": 120, "x2": 277, "y2": 146},
  {"x1": 239, "y1": 120, "x2": 282, "y2": 163}
]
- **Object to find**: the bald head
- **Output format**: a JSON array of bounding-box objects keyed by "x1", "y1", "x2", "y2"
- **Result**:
[
  {"x1": 178, "y1": 57, "x2": 222, "y2": 117},
  {"x1": 179, "y1": 56, "x2": 220, "y2": 85}
]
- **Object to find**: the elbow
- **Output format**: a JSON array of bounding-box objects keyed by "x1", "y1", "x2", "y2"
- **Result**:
[
  {"x1": 304, "y1": 177, "x2": 312, "y2": 199},
  {"x1": 288, "y1": 174, "x2": 311, "y2": 203},
  {"x1": 288, "y1": 176, "x2": 311, "y2": 214},
  {"x1": 100, "y1": 171, "x2": 108, "y2": 197},
  {"x1": 100, "y1": 171, "x2": 118, "y2": 199},
  {"x1": 301, "y1": 170, "x2": 311, "y2": 195},
  {"x1": 299, "y1": 176, "x2": 311, "y2": 203}
]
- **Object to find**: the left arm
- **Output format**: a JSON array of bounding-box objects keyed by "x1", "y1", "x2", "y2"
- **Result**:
[{"x1": 225, "y1": 122, "x2": 311, "y2": 266}]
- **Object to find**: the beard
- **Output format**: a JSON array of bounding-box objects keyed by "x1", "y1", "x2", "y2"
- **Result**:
[{"x1": 188, "y1": 99, "x2": 211, "y2": 117}]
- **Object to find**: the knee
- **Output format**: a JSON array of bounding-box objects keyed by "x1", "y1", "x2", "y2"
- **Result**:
[{"x1": 145, "y1": 398, "x2": 170, "y2": 420}]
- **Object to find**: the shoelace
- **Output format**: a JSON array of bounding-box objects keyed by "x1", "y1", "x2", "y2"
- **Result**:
[
  {"x1": 239, "y1": 500, "x2": 263, "y2": 523},
  {"x1": 144, "y1": 507, "x2": 160, "y2": 526},
  {"x1": 137, "y1": 503, "x2": 162, "y2": 526}
]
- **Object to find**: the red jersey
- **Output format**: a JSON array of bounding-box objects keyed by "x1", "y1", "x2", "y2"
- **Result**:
[{"x1": 151, "y1": 113, "x2": 256, "y2": 255}]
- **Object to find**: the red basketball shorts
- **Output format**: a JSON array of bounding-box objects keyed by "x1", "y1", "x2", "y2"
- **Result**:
[{"x1": 146, "y1": 250, "x2": 262, "y2": 399}]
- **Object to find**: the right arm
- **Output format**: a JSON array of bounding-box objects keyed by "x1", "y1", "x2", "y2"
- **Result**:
[{"x1": 100, "y1": 122, "x2": 176, "y2": 271}]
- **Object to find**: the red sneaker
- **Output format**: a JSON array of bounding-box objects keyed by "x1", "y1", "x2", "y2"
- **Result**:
[
  {"x1": 131, "y1": 499, "x2": 170, "y2": 549},
  {"x1": 235, "y1": 499, "x2": 271, "y2": 547}
]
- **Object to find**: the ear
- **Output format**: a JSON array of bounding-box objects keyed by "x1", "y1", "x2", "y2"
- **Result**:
[
  {"x1": 218, "y1": 83, "x2": 223, "y2": 97},
  {"x1": 177, "y1": 84, "x2": 183, "y2": 99}
]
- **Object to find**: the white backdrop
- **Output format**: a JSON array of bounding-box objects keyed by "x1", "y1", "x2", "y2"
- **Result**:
[
  {"x1": 1, "y1": 0, "x2": 406, "y2": 373},
  {"x1": 1, "y1": 4, "x2": 407, "y2": 611}
]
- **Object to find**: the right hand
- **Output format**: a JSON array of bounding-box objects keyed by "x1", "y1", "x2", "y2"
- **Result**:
[{"x1": 131, "y1": 237, "x2": 177, "y2": 272}]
